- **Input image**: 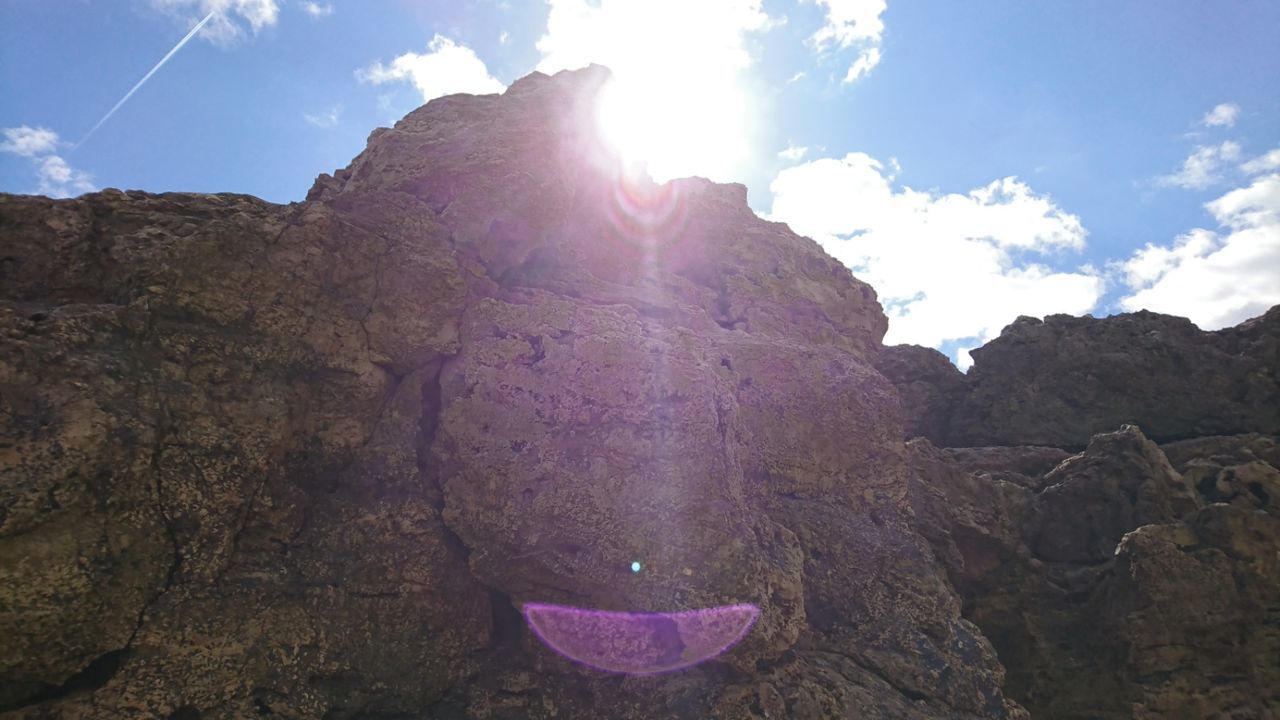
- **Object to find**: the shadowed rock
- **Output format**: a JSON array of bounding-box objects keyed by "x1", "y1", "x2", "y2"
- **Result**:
[
  {"x1": 6, "y1": 63, "x2": 1276, "y2": 720},
  {"x1": 1, "y1": 67, "x2": 1018, "y2": 719},
  {"x1": 909, "y1": 426, "x2": 1280, "y2": 718},
  {"x1": 880, "y1": 307, "x2": 1280, "y2": 449}
]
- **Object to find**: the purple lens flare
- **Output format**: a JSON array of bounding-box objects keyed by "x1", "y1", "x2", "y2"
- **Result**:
[{"x1": 523, "y1": 602, "x2": 759, "y2": 675}]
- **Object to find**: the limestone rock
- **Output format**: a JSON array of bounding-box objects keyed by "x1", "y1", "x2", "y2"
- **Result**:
[
  {"x1": 883, "y1": 307, "x2": 1280, "y2": 448},
  {"x1": 909, "y1": 425, "x2": 1280, "y2": 718},
  {"x1": 7, "y1": 62, "x2": 1274, "y2": 720},
  {"x1": 873, "y1": 344, "x2": 965, "y2": 442},
  {"x1": 1, "y1": 67, "x2": 1018, "y2": 719}
]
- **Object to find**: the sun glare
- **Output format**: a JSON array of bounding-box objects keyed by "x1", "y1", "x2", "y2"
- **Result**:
[
  {"x1": 537, "y1": 0, "x2": 768, "y2": 184},
  {"x1": 596, "y1": 72, "x2": 752, "y2": 184}
]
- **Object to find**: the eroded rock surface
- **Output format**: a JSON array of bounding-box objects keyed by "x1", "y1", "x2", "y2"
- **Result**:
[
  {"x1": 4, "y1": 64, "x2": 1277, "y2": 720},
  {"x1": 1, "y1": 67, "x2": 1019, "y2": 719},
  {"x1": 909, "y1": 426, "x2": 1280, "y2": 719},
  {"x1": 880, "y1": 308, "x2": 1280, "y2": 448}
]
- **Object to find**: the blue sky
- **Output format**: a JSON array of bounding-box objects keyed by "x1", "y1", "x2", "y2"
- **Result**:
[{"x1": 3, "y1": 1, "x2": 1278, "y2": 366}]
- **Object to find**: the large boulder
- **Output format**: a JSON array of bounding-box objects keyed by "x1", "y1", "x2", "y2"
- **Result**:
[
  {"x1": 1, "y1": 67, "x2": 1021, "y2": 719},
  {"x1": 908, "y1": 426, "x2": 1280, "y2": 718},
  {"x1": 873, "y1": 344, "x2": 966, "y2": 442}
]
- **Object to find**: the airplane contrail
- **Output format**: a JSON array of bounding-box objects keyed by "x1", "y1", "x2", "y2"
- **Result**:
[{"x1": 75, "y1": 9, "x2": 217, "y2": 149}]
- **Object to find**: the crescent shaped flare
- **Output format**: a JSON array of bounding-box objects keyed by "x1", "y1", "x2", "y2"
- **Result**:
[{"x1": 523, "y1": 602, "x2": 759, "y2": 675}]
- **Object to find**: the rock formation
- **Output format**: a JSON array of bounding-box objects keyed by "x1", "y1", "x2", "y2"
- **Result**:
[
  {"x1": 877, "y1": 309, "x2": 1280, "y2": 449},
  {"x1": 883, "y1": 313, "x2": 1280, "y2": 718},
  {"x1": 907, "y1": 429, "x2": 1280, "y2": 719},
  {"x1": 2, "y1": 65, "x2": 1277, "y2": 719}
]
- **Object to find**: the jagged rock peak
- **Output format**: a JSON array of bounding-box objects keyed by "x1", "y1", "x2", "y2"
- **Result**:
[{"x1": 878, "y1": 305, "x2": 1280, "y2": 448}]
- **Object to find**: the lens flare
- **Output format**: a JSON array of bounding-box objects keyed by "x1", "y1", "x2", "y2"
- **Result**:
[
  {"x1": 523, "y1": 602, "x2": 759, "y2": 675},
  {"x1": 605, "y1": 171, "x2": 689, "y2": 250}
]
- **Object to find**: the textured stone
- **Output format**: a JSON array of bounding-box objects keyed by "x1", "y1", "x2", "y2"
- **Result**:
[
  {"x1": 7, "y1": 63, "x2": 1276, "y2": 720},
  {"x1": 0, "y1": 67, "x2": 1019, "y2": 719},
  {"x1": 883, "y1": 308, "x2": 1280, "y2": 448},
  {"x1": 909, "y1": 425, "x2": 1280, "y2": 719},
  {"x1": 873, "y1": 344, "x2": 965, "y2": 442}
]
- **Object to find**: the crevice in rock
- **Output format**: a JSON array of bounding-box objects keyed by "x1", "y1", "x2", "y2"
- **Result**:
[
  {"x1": 487, "y1": 588, "x2": 524, "y2": 650},
  {"x1": 0, "y1": 648, "x2": 129, "y2": 713},
  {"x1": 416, "y1": 356, "x2": 475, "y2": 565}
]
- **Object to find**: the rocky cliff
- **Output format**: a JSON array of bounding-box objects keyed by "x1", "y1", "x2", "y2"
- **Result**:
[
  {"x1": 2, "y1": 66, "x2": 1277, "y2": 719},
  {"x1": 877, "y1": 309, "x2": 1280, "y2": 449}
]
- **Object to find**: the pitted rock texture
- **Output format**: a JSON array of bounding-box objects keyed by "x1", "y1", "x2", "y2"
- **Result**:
[
  {"x1": 909, "y1": 426, "x2": 1280, "y2": 719},
  {"x1": 879, "y1": 307, "x2": 1280, "y2": 448},
  {"x1": 872, "y1": 344, "x2": 965, "y2": 443},
  {"x1": 6, "y1": 64, "x2": 1278, "y2": 720},
  {"x1": 1, "y1": 67, "x2": 1020, "y2": 719}
]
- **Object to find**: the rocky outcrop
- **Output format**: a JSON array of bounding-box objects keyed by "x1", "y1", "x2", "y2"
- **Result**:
[
  {"x1": 4, "y1": 64, "x2": 1277, "y2": 720},
  {"x1": 1, "y1": 67, "x2": 1020, "y2": 719},
  {"x1": 909, "y1": 426, "x2": 1280, "y2": 719},
  {"x1": 872, "y1": 344, "x2": 966, "y2": 442},
  {"x1": 879, "y1": 308, "x2": 1280, "y2": 449}
]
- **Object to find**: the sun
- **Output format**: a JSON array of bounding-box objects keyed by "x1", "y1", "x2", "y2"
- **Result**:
[
  {"x1": 594, "y1": 70, "x2": 754, "y2": 184},
  {"x1": 535, "y1": 0, "x2": 767, "y2": 183}
]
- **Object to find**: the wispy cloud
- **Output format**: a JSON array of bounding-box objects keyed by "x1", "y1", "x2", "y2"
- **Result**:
[
  {"x1": 1156, "y1": 141, "x2": 1241, "y2": 190},
  {"x1": 806, "y1": 0, "x2": 887, "y2": 83},
  {"x1": 2, "y1": 126, "x2": 95, "y2": 198},
  {"x1": 150, "y1": 0, "x2": 281, "y2": 46},
  {"x1": 301, "y1": 1, "x2": 332, "y2": 18},
  {"x1": 1241, "y1": 148, "x2": 1280, "y2": 175},
  {"x1": 359, "y1": 35, "x2": 504, "y2": 102},
  {"x1": 304, "y1": 104, "x2": 342, "y2": 128},
  {"x1": 778, "y1": 142, "x2": 808, "y2": 163},
  {"x1": 1201, "y1": 102, "x2": 1240, "y2": 128},
  {"x1": 843, "y1": 45, "x2": 880, "y2": 82}
]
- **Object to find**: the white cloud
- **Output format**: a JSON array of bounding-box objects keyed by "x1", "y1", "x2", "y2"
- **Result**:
[
  {"x1": 808, "y1": 0, "x2": 886, "y2": 48},
  {"x1": 358, "y1": 35, "x2": 504, "y2": 102},
  {"x1": 0, "y1": 126, "x2": 59, "y2": 157},
  {"x1": 787, "y1": 71, "x2": 806, "y2": 83},
  {"x1": 36, "y1": 156, "x2": 96, "y2": 198},
  {"x1": 1157, "y1": 141, "x2": 1242, "y2": 190},
  {"x1": 956, "y1": 347, "x2": 975, "y2": 372},
  {"x1": 300, "y1": 1, "x2": 332, "y2": 18},
  {"x1": 769, "y1": 153, "x2": 1102, "y2": 348},
  {"x1": 1241, "y1": 148, "x2": 1280, "y2": 175},
  {"x1": 805, "y1": 0, "x2": 886, "y2": 82},
  {"x1": 1, "y1": 126, "x2": 95, "y2": 198},
  {"x1": 499, "y1": 30, "x2": 510, "y2": 44},
  {"x1": 1117, "y1": 172, "x2": 1280, "y2": 329},
  {"x1": 150, "y1": 0, "x2": 280, "y2": 46},
  {"x1": 304, "y1": 104, "x2": 342, "y2": 128},
  {"x1": 535, "y1": 0, "x2": 773, "y2": 182},
  {"x1": 843, "y1": 46, "x2": 880, "y2": 82},
  {"x1": 1202, "y1": 102, "x2": 1240, "y2": 128},
  {"x1": 778, "y1": 142, "x2": 808, "y2": 162}
]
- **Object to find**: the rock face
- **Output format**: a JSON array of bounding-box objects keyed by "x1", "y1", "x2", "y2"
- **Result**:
[
  {"x1": 1, "y1": 67, "x2": 1015, "y2": 719},
  {"x1": 908, "y1": 427, "x2": 1280, "y2": 719},
  {"x1": 2, "y1": 65, "x2": 1277, "y2": 720},
  {"x1": 878, "y1": 308, "x2": 1280, "y2": 448}
]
